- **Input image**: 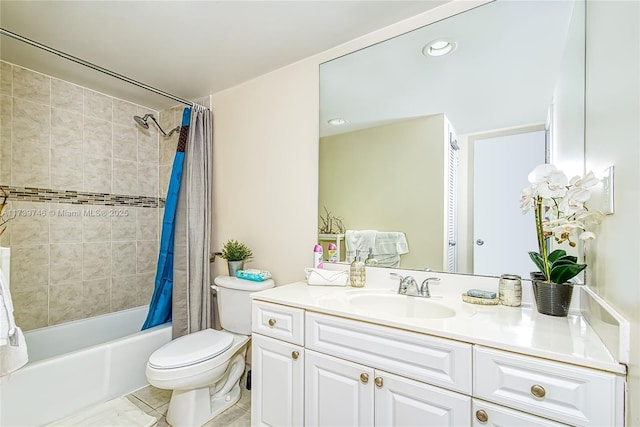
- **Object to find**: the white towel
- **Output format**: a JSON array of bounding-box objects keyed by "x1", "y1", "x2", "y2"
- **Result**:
[
  {"x1": 305, "y1": 268, "x2": 348, "y2": 286},
  {"x1": 375, "y1": 232, "x2": 409, "y2": 255},
  {"x1": 345, "y1": 230, "x2": 377, "y2": 262},
  {"x1": 0, "y1": 267, "x2": 28, "y2": 376}
]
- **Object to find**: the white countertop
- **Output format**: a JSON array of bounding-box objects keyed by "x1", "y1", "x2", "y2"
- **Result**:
[{"x1": 251, "y1": 267, "x2": 626, "y2": 375}]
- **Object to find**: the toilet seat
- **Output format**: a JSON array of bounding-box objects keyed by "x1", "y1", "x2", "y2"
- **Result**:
[{"x1": 148, "y1": 329, "x2": 234, "y2": 369}]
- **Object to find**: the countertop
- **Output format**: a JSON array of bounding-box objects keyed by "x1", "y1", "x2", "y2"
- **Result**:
[{"x1": 251, "y1": 269, "x2": 626, "y2": 375}]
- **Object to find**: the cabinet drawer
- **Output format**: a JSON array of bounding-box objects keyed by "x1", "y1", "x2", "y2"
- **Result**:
[
  {"x1": 306, "y1": 311, "x2": 472, "y2": 393},
  {"x1": 472, "y1": 399, "x2": 569, "y2": 427},
  {"x1": 473, "y1": 346, "x2": 624, "y2": 426},
  {"x1": 252, "y1": 301, "x2": 304, "y2": 345}
]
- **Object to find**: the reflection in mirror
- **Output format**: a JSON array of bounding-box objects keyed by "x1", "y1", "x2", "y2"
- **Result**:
[{"x1": 318, "y1": 0, "x2": 585, "y2": 278}]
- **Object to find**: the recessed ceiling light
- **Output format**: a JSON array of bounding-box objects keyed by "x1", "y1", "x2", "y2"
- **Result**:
[
  {"x1": 328, "y1": 118, "x2": 347, "y2": 126},
  {"x1": 423, "y1": 39, "x2": 457, "y2": 57}
]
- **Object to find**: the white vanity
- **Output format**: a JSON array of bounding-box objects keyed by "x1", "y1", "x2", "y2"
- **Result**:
[{"x1": 250, "y1": 268, "x2": 627, "y2": 427}]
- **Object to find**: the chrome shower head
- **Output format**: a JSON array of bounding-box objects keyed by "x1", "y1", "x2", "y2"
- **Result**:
[
  {"x1": 133, "y1": 113, "x2": 180, "y2": 137},
  {"x1": 133, "y1": 114, "x2": 152, "y2": 129}
]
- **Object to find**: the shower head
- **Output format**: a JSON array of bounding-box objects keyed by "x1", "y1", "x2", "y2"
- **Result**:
[
  {"x1": 133, "y1": 113, "x2": 180, "y2": 137},
  {"x1": 133, "y1": 114, "x2": 151, "y2": 129}
]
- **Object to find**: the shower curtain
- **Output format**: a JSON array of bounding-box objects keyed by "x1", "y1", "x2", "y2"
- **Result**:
[
  {"x1": 142, "y1": 108, "x2": 192, "y2": 330},
  {"x1": 172, "y1": 105, "x2": 213, "y2": 338}
]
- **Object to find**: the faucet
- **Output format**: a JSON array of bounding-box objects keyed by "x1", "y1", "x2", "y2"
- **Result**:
[{"x1": 390, "y1": 273, "x2": 438, "y2": 298}]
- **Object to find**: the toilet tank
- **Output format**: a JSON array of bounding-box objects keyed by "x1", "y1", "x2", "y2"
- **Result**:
[{"x1": 213, "y1": 275, "x2": 275, "y2": 335}]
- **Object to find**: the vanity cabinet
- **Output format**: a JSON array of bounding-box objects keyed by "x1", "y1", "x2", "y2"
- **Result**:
[
  {"x1": 305, "y1": 349, "x2": 470, "y2": 427},
  {"x1": 251, "y1": 299, "x2": 625, "y2": 427}
]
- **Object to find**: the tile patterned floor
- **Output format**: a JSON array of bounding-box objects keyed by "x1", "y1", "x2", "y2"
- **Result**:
[{"x1": 125, "y1": 381, "x2": 251, "y2": 427}]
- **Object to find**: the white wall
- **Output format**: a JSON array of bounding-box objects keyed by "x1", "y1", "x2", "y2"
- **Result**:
[{"x1": 584, "y1": 1, "x2": 640, "y2": 425}]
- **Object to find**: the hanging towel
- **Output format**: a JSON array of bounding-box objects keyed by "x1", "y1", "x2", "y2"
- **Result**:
[
  {"x1": 374, "y1": 232, "x2": 410, "y2": 268},
  {"x1": 0, "y1": 267, "x2": 28, "y2": 376},
  {"x1": 345, "y1": 230, "x2": 377, "y2": 262}
]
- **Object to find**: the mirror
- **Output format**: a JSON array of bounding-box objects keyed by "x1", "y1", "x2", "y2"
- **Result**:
[{"x1": 318, "y1": 0, "x2": 585, "y2": 277}]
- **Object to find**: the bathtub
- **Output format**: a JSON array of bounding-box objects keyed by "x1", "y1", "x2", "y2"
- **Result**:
[{"x1": 0, "y1": 306, "x2": 172, "y2": 426}]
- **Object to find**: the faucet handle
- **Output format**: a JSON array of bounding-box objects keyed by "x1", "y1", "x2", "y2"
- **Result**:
[
  {"x1": 420, "y1": 277, "x2": 441, "y2": 297},
  {"x1": 389, "y1": 272, "x2": 404, "y2": 281}
]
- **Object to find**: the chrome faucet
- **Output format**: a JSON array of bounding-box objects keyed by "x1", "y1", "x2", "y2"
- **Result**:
[{"x1": 390, "y1": 273, "x2": 439, "y2": 298}]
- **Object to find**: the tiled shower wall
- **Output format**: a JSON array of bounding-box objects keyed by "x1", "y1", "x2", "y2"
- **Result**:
[{"x1": 0, "y1": 60, "x2": 184, "y2": 330}]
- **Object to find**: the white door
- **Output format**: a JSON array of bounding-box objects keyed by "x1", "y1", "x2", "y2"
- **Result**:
[
  {"x1": 305, "y1": 349, "x2": 374, "y2": 427},
  {"x1": 375, "y1": 370, "x2": 471, "y2": 427},
  {"x1": 251, "y1": 334, "x2": 304, "y2": 427},
  {"x1": 473, "y1": 130, "x2": 545, "y2": 278}
]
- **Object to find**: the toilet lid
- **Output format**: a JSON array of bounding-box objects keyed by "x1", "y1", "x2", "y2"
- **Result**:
[{"x1": 148, "y1": 329, "x2": 234, "y2": 369}]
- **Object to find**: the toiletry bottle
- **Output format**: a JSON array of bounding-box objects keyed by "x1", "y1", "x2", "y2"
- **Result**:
[
  {"x1": 350, "y1": 250, "x2": 366, "y2": 288},
  {"x1": 313, "y1": 244, "x2": 323, "y2": 269},
  {"x1": 364, "y1": 248, "x2": 378, "y2": 266},
  {"x1": 327, "y1": 243, "x2": 338, "y2": 263}
]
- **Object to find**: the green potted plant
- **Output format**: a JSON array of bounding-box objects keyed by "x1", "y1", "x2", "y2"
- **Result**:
[
  {"x1": 520, "y1": 164, "x2": 601, "y2": 316},
  {"x1": 220, "y1": 239, "x2": 253, "y2": 277}
]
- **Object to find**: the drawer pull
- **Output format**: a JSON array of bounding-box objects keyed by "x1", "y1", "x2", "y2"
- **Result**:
[
  {"x1": 291, "y1": 351, "x2": 299, "y2": 360},
  {"x1": 360, "y1": 373, "x2": 369, "y2": 384},
  {"x1": 268, "y1": 318, "x2": 276, "y2": 327},
  {"x1": 374, "y1": 377, "x2": 383, "y2": 388},
  {"x1": 475, "y1": 409, "x2": 488, "y2": 423},
  {"x1": 531, "y1": 384, "x2": 546, "y2": 399}
]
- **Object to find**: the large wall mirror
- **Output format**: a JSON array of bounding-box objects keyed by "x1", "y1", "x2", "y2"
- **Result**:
[{"x1": 319, "y1": 0, "x2": 585, "y2": 278}]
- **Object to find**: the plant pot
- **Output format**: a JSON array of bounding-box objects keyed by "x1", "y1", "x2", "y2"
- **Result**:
[
  {"x1": 531, "y1": 279, "x2": 574, "y2": 317},
  {"x1": 227, "y1": 260, "x2": 244, "y2": 277}
]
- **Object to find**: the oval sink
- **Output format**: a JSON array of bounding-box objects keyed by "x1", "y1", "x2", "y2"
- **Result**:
[{"x1": 345, "y1": 293, "x2": 456, "y2": 319}]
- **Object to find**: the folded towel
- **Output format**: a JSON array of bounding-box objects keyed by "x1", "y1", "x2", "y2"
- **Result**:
[
  {"x1": 236, "y1": 269, "x2": 272, "y2": 282},
  {"x1": 0, "y1": 267, "x2": 28, "y2": 376},
  {"x1": 375, "y1": 232, "x2": 409, "y2": 255},
  {"x1": 305, "y1": 268, "x2": 348, "y2": 286}
]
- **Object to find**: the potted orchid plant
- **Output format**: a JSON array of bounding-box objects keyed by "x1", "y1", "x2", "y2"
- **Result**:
[{"x1": 520, "y1": 164, "x2": 601, "y2": 316}]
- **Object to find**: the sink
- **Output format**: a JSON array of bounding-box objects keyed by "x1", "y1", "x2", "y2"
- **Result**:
[{"x1": 345, "y1": 292, "x2": 456, "y2": 319}]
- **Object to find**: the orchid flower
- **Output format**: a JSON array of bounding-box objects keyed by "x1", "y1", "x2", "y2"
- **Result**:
[{"x1": 521, "y1": 164, "x2": 602, "y2": 283}]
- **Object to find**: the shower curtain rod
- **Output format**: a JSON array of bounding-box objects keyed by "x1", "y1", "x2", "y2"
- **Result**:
[{"x1": 0, "y1": 28, "x2": 201, "y2": 108}]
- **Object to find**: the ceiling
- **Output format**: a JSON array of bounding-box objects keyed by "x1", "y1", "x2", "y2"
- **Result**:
[
  {"x1": 0, "y1": 1, "x2": 447, "y2": 111},
  {"x1": 320, "y1": 0, "x2": 580, "y2": 137}
]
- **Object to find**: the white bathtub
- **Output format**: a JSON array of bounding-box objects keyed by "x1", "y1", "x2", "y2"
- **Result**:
[{"x1": 0, "y1": 306, "x2": 172, "y2": 426}]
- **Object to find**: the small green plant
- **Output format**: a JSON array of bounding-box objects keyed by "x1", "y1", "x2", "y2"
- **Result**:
[{"x1": 220, "y1": 239, "x2": 253, "y2": 262}]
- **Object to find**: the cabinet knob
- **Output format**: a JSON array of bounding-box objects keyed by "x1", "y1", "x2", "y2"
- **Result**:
[
  {"x1": 268, "y1": 318, "x2": 276, "y2": 327},
  {"x1": 374, "y1": 377, "x2": 383, "y2": 388},
  {"x1": 291, "y1": 351, "x2": 299, "y2": 360},
  {"x1": 531, "y1": 384, "x2": 546, "y2": 398},
  {"x1": 475, "y1": 409, "x2": 488, "y2": 423},
  {"x1": 360, "y1": 373, "x2": 369, "y2": 384}
]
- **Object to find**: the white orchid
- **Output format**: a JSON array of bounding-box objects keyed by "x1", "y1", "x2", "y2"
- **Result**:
[{"x1": 521, "y1": 164, "x2": 602, "y2": 283}]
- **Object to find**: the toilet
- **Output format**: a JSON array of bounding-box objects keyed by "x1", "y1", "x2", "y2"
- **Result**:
[{"x1": 146, "y1": 275, "x2": 275, "y2": 427}]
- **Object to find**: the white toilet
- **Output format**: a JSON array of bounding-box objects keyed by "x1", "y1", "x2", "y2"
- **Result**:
[{"x1": 146, "y1": 275, "x2": 275, "y2": 427}]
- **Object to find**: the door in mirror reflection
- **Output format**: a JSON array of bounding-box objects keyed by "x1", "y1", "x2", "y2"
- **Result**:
[{"x1": 473, "y1": 130, "x2": 546, "y2": 278}]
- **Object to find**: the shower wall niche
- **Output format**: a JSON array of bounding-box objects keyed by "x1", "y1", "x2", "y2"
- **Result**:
[{"x1": 0, "y1": 60, "x2": 182, "y2": 330}]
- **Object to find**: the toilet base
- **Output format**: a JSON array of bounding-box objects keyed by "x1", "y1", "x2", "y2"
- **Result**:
[{"x1": 165, "y1": 352, "x2": 246, "y2": 427}]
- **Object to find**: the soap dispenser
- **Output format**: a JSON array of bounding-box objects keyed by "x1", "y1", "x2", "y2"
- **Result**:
[
  {"x1": 364, "y1": 248, "x2": 378, "y2": 266},
  {"x1": 349, "y1": 250, "x2": 366, "y2": 288}
]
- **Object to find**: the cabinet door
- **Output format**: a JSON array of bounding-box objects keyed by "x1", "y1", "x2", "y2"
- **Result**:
[
  {"x1": 251, "y1": 334, "x2": 304, "y2": 427},
  {"x1": 305, "y1": 349, "x2": 374, "y2": 427},
  {"x1": 472, "y1": 399, "x2": 569, "y2": 427},
  {"x1": 375, "y1": 370, "x2": 471, "y2": 427}
]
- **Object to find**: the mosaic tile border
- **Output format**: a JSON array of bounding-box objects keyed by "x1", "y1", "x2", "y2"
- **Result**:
[{"x1": 1, "y1": 185, "x2": 165, "y2": 208}]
